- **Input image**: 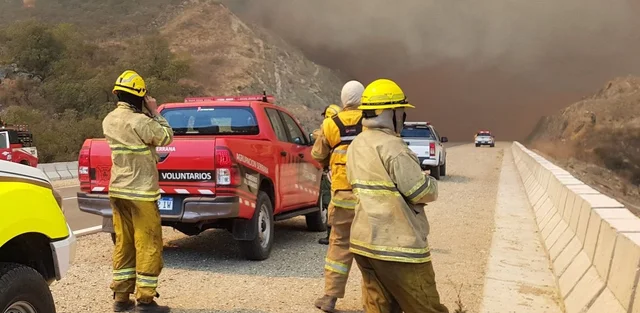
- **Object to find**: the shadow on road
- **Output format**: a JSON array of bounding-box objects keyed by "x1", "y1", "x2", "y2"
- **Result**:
[{"x1": 163, "y1": 217, "x2": 327, "y2": 278}]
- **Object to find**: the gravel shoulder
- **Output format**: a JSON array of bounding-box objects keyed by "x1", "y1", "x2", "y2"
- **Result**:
[{"x1": 50, "y1": 143, "x2": 505, "y2": 313}]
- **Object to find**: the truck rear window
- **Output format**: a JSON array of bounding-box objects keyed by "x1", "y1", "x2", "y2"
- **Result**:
[
  {"x1": 401, "y1": 127, "x2": 434, "y2": 139},
  {"x1": 0, "y1": 132, "x2": 7, "y2": 149},
  {"x1": 161, "y1": 107, "x2": 259, "y2": 135}
]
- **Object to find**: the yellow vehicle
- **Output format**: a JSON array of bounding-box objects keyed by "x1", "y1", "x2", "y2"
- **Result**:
[{"x1": 0, "y1": 160, "x2": 76, "y2": 313}]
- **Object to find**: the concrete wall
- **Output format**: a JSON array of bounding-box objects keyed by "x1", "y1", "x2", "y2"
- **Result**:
[
  {"x1": 511, "y1": 142, "x2": 640, "y2": 313},
  {"x1": 37, "y1": 161, "x2": 78, "y2": 181}
]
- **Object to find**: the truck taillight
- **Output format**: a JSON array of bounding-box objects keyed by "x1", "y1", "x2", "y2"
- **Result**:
[
  {"x1": 214, "y1": 147, "x2": 241, "y2": 186},
  {"x1": 78, "y1": 146, "x2": 91, "y2": 191},
  {"x1": 429, "y1": 142, "x2": 435, "y2": 156}
]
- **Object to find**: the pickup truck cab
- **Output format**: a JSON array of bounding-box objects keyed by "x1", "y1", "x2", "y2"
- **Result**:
[
  {"x1": 0, "y1": 125, "x2": 38, "y2": 167},
  {"x1": 0, "y1": 160, "x2": 76, "y2": 313},
  {"x1": 475, "y1": 130, "x2": 495, "y2": 147},
  {"x1": 77, "y1": 95, "x2": 326, "y2": 260},
  {"x1": 401, "y1": 122, "x2": 448, "y2": 180}
]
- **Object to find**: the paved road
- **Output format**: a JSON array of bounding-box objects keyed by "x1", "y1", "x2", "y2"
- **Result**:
[
  {"x1": 50, "y1": 142, "x2": 562, "y2": 313},
  {"x1": 55, "y1": 185, "x2": 101, "y2": 231},
  {"x1": 56, "y1": 142, "x2": 469, "y2": 232}
]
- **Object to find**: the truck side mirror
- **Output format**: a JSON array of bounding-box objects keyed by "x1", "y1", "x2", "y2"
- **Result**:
[
  {"x1": 441, "y1": 136, "x2": 449, "y2": 143},
  {"x1": 309, "y1": 133, "x2": 316, "y2": 144}
]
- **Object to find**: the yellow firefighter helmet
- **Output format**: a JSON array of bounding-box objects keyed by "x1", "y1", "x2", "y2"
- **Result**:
[
  {"x1": 359, "y1": 79, "x2": 415, "y2": 111},
  {"x1": 112, "y1": 70, "x2": 147, "y2": 97}
]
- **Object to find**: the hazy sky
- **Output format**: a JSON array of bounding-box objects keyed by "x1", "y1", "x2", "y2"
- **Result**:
[{"x1": 227, "y1": 0, "x2": 640, "y2": 140}]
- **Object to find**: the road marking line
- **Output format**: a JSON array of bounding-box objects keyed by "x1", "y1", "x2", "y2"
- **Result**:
[
  {"x1": 73, "y1": 225, "x2": 102, "y2": 237},
  {"x1": 56, "y1": 185, "x2": 80, "y2": 190},
  {"x1": 63, "y1": 196, "x2": 77, "y2": 201}
]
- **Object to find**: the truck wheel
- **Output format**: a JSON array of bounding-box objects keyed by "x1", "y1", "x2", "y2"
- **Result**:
[
  {"x1": 490, "y1": 143, "x2": 495, "y2": 147},
  {"x1": 306, "y1": 192, "x2": 329, "y2": 232},
  {"x1": 439, "y1": 162, "x2": 447, "y2": 177},
  {"x1": 111, "y1": 233, "x2": 116, "y2": 245},
  {"x1": 0, "y1": 263, "x2": 56, "y2": 313},
  {"x1": 238, "y1": 191, "x2": 274, "y2": 261},
  {"x1": 475, "y1": 143, "x2": 480, "y2": 147},
  {"x1": 429, "y1": 166, "x2": 441, "y2": 180}
]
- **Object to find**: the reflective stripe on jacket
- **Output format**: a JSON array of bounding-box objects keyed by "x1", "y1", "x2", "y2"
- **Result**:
[
  {"x1": 103, "y1": 102, "x2": 174, "y2": 201},
  {"x1": 346, "y1": 128, "x2": 438, "y2": 263},
  {"x1": 311, "y1": 109, "x2": 365, "y2": 209}
]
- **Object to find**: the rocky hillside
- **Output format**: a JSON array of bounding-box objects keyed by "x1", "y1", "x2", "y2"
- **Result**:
[
  {"x1": 159, "y1": 2, "x2": 345, "y2": 129},
  {"x1": 527, "y1": 76, "x2": 640, "y2": 211},
  {"x1": 0, "y1": 0, "x2": 346, "y2": 161}
]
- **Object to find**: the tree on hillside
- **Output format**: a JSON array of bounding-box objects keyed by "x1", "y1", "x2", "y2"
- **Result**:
[
  {"x1": 0, "y1": 20, "x2": 202, "y2": 162},
  {"x1": 2, "y1": 20, "x2": 64, "y2": 80}
]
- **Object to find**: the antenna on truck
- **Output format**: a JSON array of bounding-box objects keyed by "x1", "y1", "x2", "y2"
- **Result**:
[{"x1": 262, "y1": 90, "x2": 268, "y2": 103}]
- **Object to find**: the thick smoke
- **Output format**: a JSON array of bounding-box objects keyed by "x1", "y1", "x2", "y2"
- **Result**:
[{"x1": 226, "y1": 0, "x2": 640, "y2": 140}]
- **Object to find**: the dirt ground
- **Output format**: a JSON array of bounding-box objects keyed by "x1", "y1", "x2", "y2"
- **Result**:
[{"x1": 50, "y1": 144, "x2": 505, "y2": 313}]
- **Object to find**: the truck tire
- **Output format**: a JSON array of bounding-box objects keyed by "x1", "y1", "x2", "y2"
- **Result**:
[
  {"x1": 238, "y1": 191, "x2": 274, "y2": 261},
  {"x1": 490, "y1": 143, "x2": 495, "y2": 147},
  {"x1": 429, "y1": 165, "x2": 441, "y2": 180},
  {"x1": 306, "y1": 191, "x2": 329, "y2": 232},
  {"x1": 111, "y1": 233, "x2": 116, "y2": 245},
  {"x1": 439, "y1": 162, "x2": 447, "y2": 177},
  {"x1": 0, "y1": 262, "x2": 56, "y2": 313},
  {"x1": 475, "y1": 143, "x2": 480, "y2": 147}
]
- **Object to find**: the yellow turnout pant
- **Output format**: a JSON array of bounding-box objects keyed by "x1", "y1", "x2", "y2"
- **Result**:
[
  {"x1": 110, "y1": 197, "x2": 164, "y2": 304},
  {"x1": 354, "y1": 255, "x2": 449, "y2": 313},
  {"x1": 323, "y1": 203, "x2": 355, "y2": 298}
]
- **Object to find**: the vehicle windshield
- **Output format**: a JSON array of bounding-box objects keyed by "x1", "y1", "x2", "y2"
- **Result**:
[
  {"x1": 477, "y1": 132, "x2": 491, "y2": 137},
  {"x1": 401, "y1": 127, "x2": 434, "y2": 139},
  {"x1": 0, "y1": 132, "x2": 7, "y2": 149},
  {"x1": 161, "y1": 107, "x2": 259, "y2": 135}
]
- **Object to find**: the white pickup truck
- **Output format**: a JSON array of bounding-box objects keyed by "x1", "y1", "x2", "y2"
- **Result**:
[
  {"x1": 400, "y1": 122, "x2": 448, "y2": 180},
  {"x1": 475, "y1": 130, "x2": 495, "y2": 147}
]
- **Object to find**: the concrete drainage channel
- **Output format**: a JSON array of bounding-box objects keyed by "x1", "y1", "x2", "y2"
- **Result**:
[
  {"x1": 38, "y1": 161, "x2": 79, "y2": 181},
  {"x1": 512, "y1": 142, "x2": 640, "y2": 313}
]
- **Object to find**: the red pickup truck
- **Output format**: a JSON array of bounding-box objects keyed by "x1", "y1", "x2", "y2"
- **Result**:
[
  {"x1": 0, "y1": 124, "x2": 38, "y2": 167},
  {"x1": 77, "y1": 95, "x2": 326, "y2": 260}
]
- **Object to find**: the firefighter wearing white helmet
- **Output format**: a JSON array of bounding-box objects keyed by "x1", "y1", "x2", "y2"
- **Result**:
[
  {"x1": 104, "y1": 70, "x2": 173, "y2": 313},
  {"x1": 312, "y1": 81, "x2": 366, "y2": 312},
  {"x1": 346, "y1": 79, "x2": 449, "y2": 313}
]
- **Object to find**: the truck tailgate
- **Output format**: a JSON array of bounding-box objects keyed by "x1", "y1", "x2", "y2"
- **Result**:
[{"x1": 87, "y1": 138, "x2": 217, "y2": 194}]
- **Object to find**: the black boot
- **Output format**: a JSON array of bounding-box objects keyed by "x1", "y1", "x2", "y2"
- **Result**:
[
  {"x1": 136, "y1": 301, "x2": 170, "y2": 313},
  {"x1": 113, "y1": 300, "x2": 134, "y2": 312},
  {"x1": 318, "y1": 226, "x2": 331, "y2": 245}
]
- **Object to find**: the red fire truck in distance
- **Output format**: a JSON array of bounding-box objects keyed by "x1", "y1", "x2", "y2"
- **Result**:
[
  {"x1": 77, "y1": 94, "x2": 326, "y2": 260},
  {"x1": 0, "y1": 122, "x2": 38, "y2": 167}
]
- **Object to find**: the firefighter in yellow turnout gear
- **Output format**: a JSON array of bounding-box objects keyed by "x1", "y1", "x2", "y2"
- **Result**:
[
  {"x1": 315, "y1": 104, "x2": 342, "y2": 245},
  {"x1": 346, "y1": 79, "x2": 449, "y2": 313},
  {"x1": 103, "y1": 70, "x2": 174, "y2": 313},
  {"x1": 312, "y1": 81, "x2": 365, "y2": 312}
]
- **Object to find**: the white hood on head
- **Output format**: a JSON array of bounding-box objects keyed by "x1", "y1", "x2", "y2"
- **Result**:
[
  {"x1": 341, "y1": 80, "x2": 365, "y2": 109},
  {"x1": 362, "y1": 108, "x2": 406, "y2": 134}
]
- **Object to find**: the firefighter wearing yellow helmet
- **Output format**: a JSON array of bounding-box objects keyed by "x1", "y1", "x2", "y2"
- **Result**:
[
  {"x1": 346, "y1": 79, "x2": 449, "y2": 313},
  {"x1": 104, "y1": 70, "x2": 173, "y2": 313},
  {"x1": 311, "y1": 81, "x2": 365, "y2": 312},
  {"x1": 314, "y1": 104, "x2": 343, "y2": 246}
]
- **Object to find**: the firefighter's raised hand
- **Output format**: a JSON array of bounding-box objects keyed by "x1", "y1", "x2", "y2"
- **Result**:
[{"x1": 144, "y1": 95, "x2": 158, "y2": 116}]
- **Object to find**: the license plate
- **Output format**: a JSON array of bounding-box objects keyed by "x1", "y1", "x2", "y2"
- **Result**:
[{"x1": 157, "y1": 197, "x2": 173, "y2": 211}]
